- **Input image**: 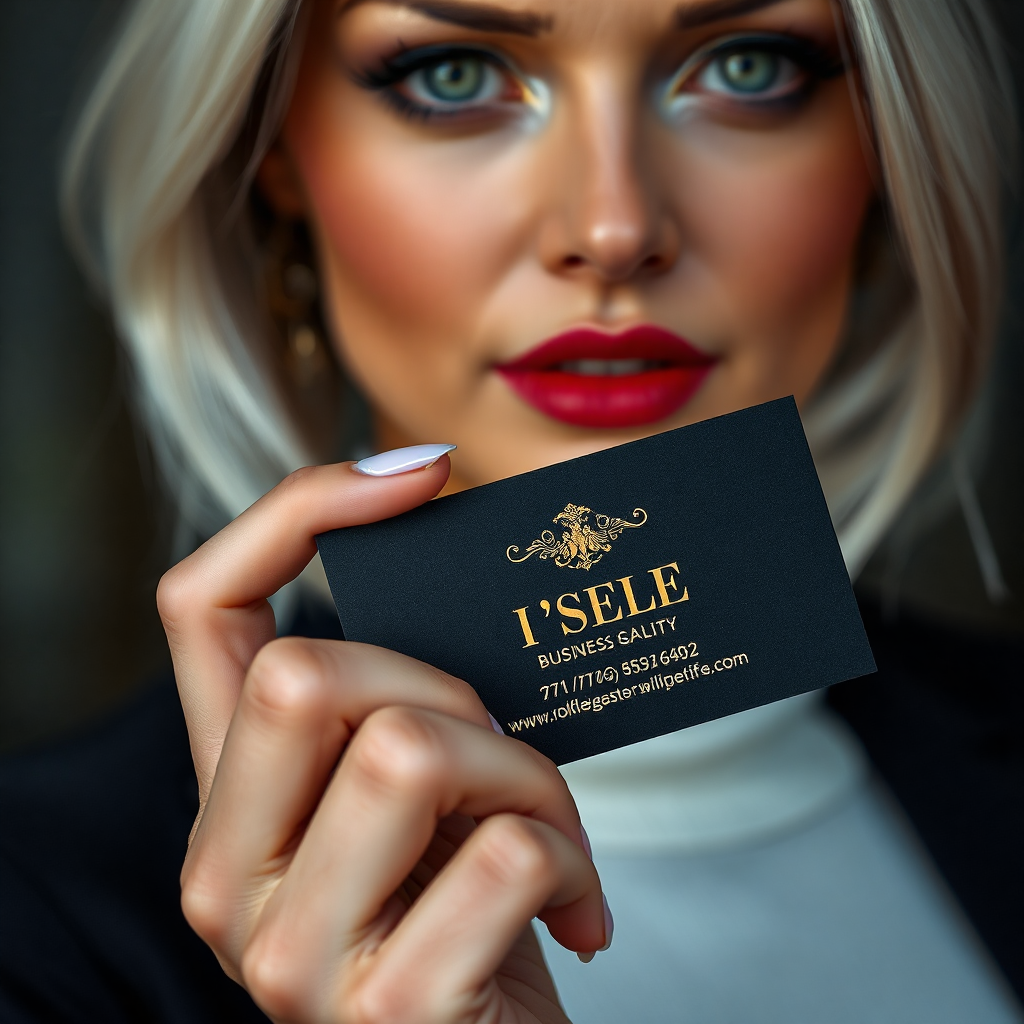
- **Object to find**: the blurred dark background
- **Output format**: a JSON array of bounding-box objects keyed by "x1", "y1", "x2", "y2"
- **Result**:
[
  {"x1": 1, "y1": 0, "x2": 172, "y2": 755},
  {"x1": 4, "y1": 0, "x2": 1020, "y2": 753}
]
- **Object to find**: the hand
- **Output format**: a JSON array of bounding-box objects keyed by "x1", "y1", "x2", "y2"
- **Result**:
[{"x1": 157, "y1": 458, "x2": 607, "y2": 1023}]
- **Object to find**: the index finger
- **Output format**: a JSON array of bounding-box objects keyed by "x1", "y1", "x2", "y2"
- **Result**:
[{"x1": 157, "y1": 455, "x2": 452, "y2": 790}]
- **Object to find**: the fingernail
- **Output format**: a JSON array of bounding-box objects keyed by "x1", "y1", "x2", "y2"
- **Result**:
[
  {"x1": 487, "y1": 713, "x2": 504, "y2": 735},
  {"x1": 352, "y1": 444, "x2": 456, "y2": 477},
  {"x1": 580, "y1": 824, "x2": 593, "y2": 861},
  {"x1": 600, "y1": 893, "x2": 614, "y2": 951},
  {"x1": 577, "y1": 951, "x2": 596, "y2": 964}
]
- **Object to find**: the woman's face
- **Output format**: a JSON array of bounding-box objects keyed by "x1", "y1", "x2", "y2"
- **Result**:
[{"x1": 264, "y1": 0, "x2": 875, "y2": 490}]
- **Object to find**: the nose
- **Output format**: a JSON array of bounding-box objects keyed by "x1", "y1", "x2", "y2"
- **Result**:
[{"x1": 539, "y1": 78, "x2": 680, "y2": 284}]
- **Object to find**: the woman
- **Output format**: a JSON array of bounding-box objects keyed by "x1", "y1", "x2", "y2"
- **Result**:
[{"x1": 15, "y1": 0, "x2": 1013, "y2": 1020}]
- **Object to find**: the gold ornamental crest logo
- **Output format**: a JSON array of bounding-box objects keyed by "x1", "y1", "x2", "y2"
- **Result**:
[{"x1": 506, "y1": 503, "x2": 648, "y2": 571}]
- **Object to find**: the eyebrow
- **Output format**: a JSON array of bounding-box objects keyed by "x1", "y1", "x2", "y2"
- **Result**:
[
  {"x1": 339, "y1": 0, "x2": 553, "y2": 36},
  {"x1": 675, "y1": 0, "x2": 791, "y2": 30}
]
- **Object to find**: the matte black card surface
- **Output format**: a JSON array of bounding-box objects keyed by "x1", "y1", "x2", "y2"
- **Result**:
[{"x1": 317, "y1": 399, "x2": 874, "y2": 765}]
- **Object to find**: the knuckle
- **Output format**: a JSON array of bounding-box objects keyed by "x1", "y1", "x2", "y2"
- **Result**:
[
  {"x1": 246, "y1": 638, "x2": 332, "y2": 723},
  {"x1": 345, "y1": 976, "x2": 412, "y2": 1024},
  {"x1": 528, "y1": 745, "x2": 570, "y2": 792},
  {"x1": 473, "y1": 814, "x2": 555, "y2": 890},
  {"x1": 275, "y1": 464, "x2": 320, "y2": 500},
  {"x1": 421, "y1": 660, "x2": 478, "y2": 707},
  {"x1": 349, "y1": 707, "x2": 446, "y2": 796},
  {"x1": 179, "y1": 862, "x2": 231, "y2": 951},
  {"x1": 519, "y1": 745, "x2": 578, "y2": 816},
  {"x1": 241, "y1": 932, "x2": 306, "y2": 1022},
  {"x1": 155, "y1": 561, "x2": 198, "y2": 629}
]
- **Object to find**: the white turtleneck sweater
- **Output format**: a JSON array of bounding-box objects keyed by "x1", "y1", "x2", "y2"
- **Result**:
[{"x1": 541, "y1": 695, "x2": 1021, "y2": 1023}]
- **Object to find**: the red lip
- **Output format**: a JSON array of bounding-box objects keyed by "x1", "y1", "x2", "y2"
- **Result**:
[{"x1": 496, "y1": 326, "x2": 718, "y2": 429}]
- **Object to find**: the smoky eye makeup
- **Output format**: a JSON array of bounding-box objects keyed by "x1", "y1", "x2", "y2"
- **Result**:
[
  {"x1": 661, "y1": 32, "x2": 846, "y2": 119},
  {"x1": 348, "y1": 27, "x2": 844, "y2": 127},
  {"x1": 352, "y1": 43, "x2": 542, "y2": 122}
]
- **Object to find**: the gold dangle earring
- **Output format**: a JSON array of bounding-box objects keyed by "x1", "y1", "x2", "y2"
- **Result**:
[
  {"x1": 264, "y1": 219, "x2": 340, "y2": 445},
  {"x1": 266, "y1": 221, "x2": 330, "y2": 388},
  {"x1": 281, "y1": 260, "x2": 327, "y2": 388}
]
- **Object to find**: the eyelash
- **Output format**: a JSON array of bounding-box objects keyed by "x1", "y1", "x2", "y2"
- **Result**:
[
  {"x1": 354, "y1": 44, "x2": 524, "y2": 122},
  {"x1": 664, "y1": 34, "x2": 845, "y2": 114},
  {"x1": 354, "y1": 34, "x2": 844, "y2": 124}
]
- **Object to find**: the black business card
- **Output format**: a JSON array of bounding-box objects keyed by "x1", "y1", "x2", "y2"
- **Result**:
[{"x1": 317, "y1": 398, "x2": 875, "y2": 764}]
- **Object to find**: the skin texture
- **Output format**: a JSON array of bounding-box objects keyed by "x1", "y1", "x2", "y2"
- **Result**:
[
  {"x1": 264, "y1": 0, "x2": 876, "y2": 491},
  {"x1": 165, "y1": 0, "x2": 877, "y2": 1020}
]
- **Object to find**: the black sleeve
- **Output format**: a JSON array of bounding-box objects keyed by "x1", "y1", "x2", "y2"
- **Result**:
[
  {"x1": 829, "y1": 597, "x2": 1024, "y2": 1003},
  {"x1": 0, "y1": 678, "x2": 270, "y2": 1024},
  {"x1": 0, "y1": 849, "x2": 134, "y2": 1023}
]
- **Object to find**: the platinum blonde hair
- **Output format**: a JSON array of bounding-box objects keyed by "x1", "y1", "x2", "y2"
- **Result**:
[{"x1": 62, "y1": 0, "x2": 1014, "y2": 577}]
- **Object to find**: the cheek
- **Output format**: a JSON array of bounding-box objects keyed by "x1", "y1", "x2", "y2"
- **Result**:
[
  {"x1": 315, "y1": 159, "x2": 459, "y2": 326},
  {"x1": 678, "y1": 117, "x2": 874, "y2": 332},
  {"x1": 289, "y1": 110, "x2": 530, "y2": 345}
]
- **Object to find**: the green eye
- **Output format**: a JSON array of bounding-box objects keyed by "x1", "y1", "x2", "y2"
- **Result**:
[
  {"x1": 362, "y1": 44, "x2": 545, "y2": 121},
  {"x1": 718, "y1": 51, "x2": 779, "y2": 93},
  {"x1": 424, "y1": 58, "x2": 485, "y2": 101},
  {"x1": 662, "y1": 33, "x2": 838, "y2": 118}
]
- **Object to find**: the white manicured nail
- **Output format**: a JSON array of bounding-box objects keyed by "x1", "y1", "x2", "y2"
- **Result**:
[
  {"x1": 600, "y1": 893, "x2": 614, "y2": 951},
  {"x1": 352, "y1": 444, "x2": 456, "y2": 477},
  {"x1": 487, "y1": 713, "x2": 504, "y2": 735},
  {"x1": 580, "y1": 825, "x2": 593, "y2": 861}
]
